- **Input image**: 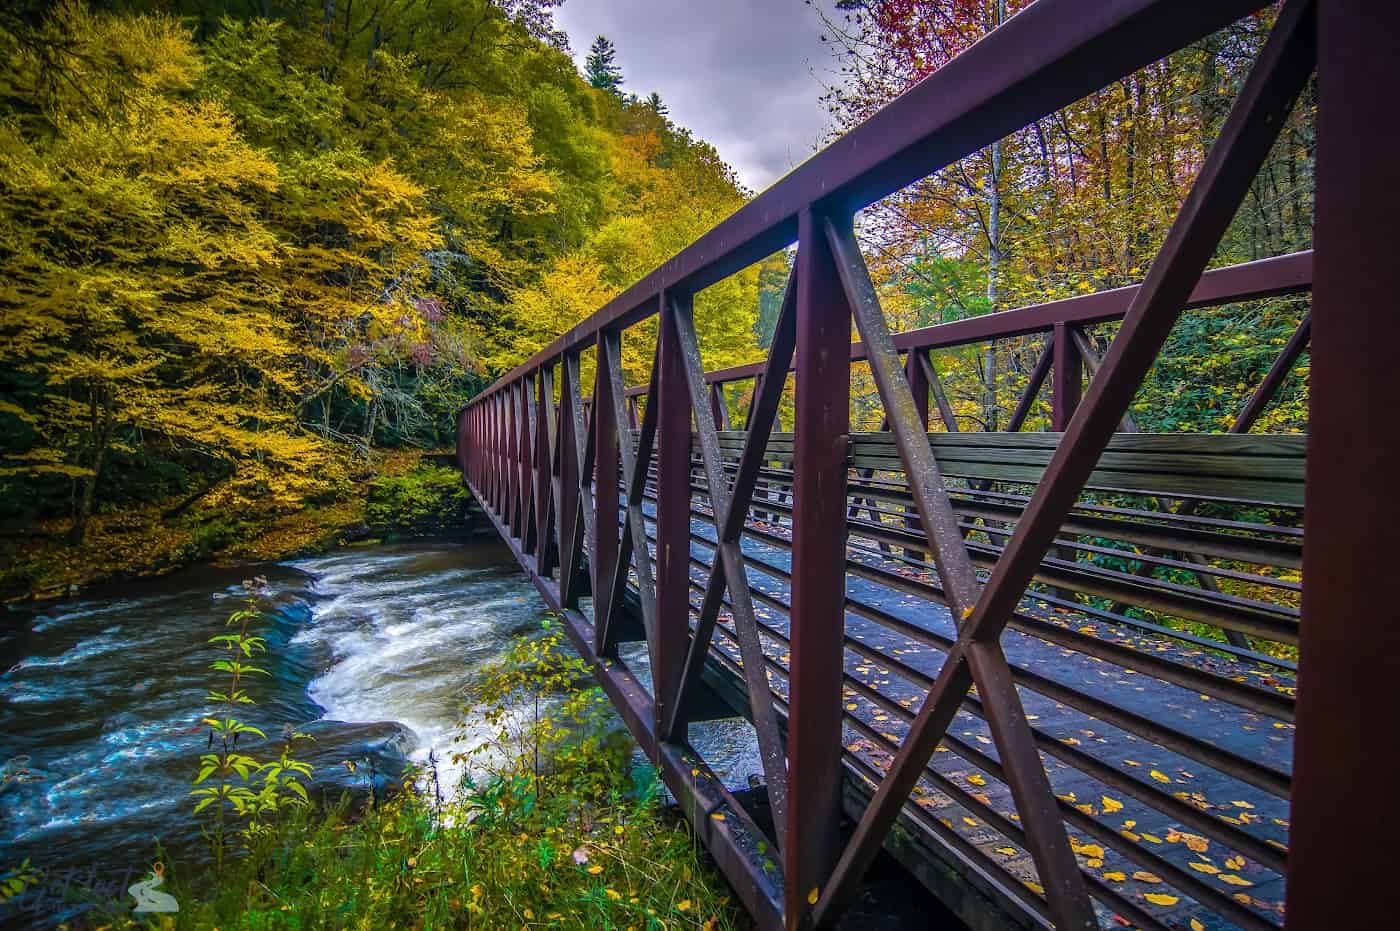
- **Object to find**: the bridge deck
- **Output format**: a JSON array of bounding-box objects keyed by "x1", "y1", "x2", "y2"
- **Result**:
[{"x1": 608, "y1": 451, "x2": 1298, "y2": 931}]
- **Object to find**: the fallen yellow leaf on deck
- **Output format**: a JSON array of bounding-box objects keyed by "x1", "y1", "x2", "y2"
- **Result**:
[
  {"x1": 967, "y1": 774, "x2": 987, "y2": 786},
  {"x1": 1101, "y1": 796, "x2": 1123, "y2": 813},
  {"x1": 1221, "y1": 874, "x2": 1253, "y2": 887},
  {"x1": 1150, "y1": 770, "x2": 1171, "y2": 783},
  {"x1": 1144, "y1": 893, "x2": 1180, "y2": 906},
  {"x1": 808, "y1": 887, "x2": 820, "y2": 905},
  {"x1": 1103, "y1": 871, "x2": 1126, "y2": 882},
  {"x1": 1189, "y1": 862, "x2": 1220, "y2": 875},
  {"x1": 1131, "y1": 871, "x2": 1162, "y2": 883}
]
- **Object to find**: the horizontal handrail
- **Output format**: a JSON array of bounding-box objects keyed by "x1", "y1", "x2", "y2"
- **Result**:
[{"x1": 621, "y1": 250, "x2": 1314, "y2": 396}]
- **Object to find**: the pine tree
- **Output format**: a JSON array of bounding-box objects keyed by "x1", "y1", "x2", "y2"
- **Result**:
[
  {"x1": 645, "y1": 91, "x2": 668, "y2": 117},
  {"x1": 585, "y1": 35, "x2": 622, "y2": 91}
]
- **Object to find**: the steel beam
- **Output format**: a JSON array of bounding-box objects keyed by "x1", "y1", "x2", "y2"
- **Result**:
[
  {"x1": 783, "y1": 207, "x2": 851, "y2": 929},
  {"x1": 654, "y1": 297, "x2": 695, "y2": 740},
  {"x1": 1287, "y1": 2, "x2": 1399, "y2": 927}
]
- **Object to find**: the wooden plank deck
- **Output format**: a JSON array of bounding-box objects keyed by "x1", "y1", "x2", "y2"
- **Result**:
[{"x1": 609, "y1": 443, "x2": 1298, "y2": 931}]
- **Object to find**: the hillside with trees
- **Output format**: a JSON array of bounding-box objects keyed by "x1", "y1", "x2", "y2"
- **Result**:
[{"x1": 0, "y1": 0, "x2": 770, "y2": 596}]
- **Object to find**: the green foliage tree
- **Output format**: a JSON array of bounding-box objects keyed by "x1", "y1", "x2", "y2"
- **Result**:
[{"x1": 585, "y1": 35, "x2": 623, "y2": 91}]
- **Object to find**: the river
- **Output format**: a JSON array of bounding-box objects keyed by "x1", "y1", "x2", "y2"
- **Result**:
[{"x1": 0, "y1": 541, "x2": 759, "y2": 926}]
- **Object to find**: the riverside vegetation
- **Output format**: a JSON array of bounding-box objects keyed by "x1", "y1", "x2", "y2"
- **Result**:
[{"x1": 88, "y1": 610, "x2": 747, "y2": 929}]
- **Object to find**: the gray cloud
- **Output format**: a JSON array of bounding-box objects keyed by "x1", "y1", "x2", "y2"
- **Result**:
[{"x1": 554, "y1": 0, "x2": 838, "y2": 192}]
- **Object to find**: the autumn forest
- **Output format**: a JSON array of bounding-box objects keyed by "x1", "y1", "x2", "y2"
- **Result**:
[
  {"x1": 0, "y1": 0, "x2": 781, "y2": 595},
  {"x1": 0, "y1": 1, "x2": 1311, "y2": 598}
]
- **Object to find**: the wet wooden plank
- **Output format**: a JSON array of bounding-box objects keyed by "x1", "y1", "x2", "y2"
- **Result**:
[{"x1": 617, "y1": 458, "x2": 1298, "y2": 931}]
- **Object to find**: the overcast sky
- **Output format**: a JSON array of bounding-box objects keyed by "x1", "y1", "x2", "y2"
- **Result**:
[{"x1": 554, "y1": 0, "x2": 839, "y2": 193}]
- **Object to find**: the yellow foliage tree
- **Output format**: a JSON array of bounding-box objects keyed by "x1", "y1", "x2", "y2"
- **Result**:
[{"x1": 0, "y1": 3, "x2": 446, "y2": 539}]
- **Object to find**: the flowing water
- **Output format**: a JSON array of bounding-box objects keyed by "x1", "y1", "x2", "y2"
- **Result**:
[{"x1": 0, "y1": 540, "x2": 760, "y2": 926}]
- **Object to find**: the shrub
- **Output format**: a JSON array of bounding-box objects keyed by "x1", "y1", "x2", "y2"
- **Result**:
[{"x1": 365, "y1": 465, "x2": 470, "y2": 534}]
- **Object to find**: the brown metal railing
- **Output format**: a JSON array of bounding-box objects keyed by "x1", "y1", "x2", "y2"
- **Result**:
[{"x1": 456, "y1": 1, "x2": 1400, "y2": 929}]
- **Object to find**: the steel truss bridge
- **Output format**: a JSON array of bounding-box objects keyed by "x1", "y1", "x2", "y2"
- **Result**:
[{"x1": 455, "y1": 2, "x2": 1399, "y2": 928}]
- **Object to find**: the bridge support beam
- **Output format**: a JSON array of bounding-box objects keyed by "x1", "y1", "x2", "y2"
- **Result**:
[
  {"x1": 1051, "y1": 322, "x2": 1081, "y2": 431},
  {"x1": 1288, "y1": 2, "x2": 1400, "y2": 927},
  {"x1": 784, "y1": 206, "x2": 851, "y2": 929},
  {"x1": 593, "y1": 338, "x2": 621, "y2": 652},
  {"x1": 655, "y1": 295, "x2": 695, "y2": 739}
]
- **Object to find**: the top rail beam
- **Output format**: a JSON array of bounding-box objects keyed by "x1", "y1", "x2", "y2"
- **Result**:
[
  {"x1": 469, "y1": 0, "x2": 1271, "y2": 405},
  {"x1": 692, "y1": 251, "x2": 1313, "y2": 390}
]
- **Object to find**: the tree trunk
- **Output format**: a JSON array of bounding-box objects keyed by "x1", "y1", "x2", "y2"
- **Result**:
[
  {"x1": 71, "y1": 384, "x2": 114, "y2": 545},
  {"x1": 981, "y1": 0, "x2": 1007, "y2": 433}
]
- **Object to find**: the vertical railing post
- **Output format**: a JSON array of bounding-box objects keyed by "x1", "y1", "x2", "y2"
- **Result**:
[
  {"x1": 535, "y1": 366, "x2": 555, "y2": 575},
  {"x1": 491, "y1": 394, "x2": 502, "y2": 516},
  {"x1": 509, "y1": 382, "x2": 520, "y2": 537},
  {"x1": 785, "y1": 206, "x2": 850, "y2": 929},
  {"x1": 497, "y1": 389, "x2": 508, "y2": 528},
  {"x1": 510, "y1": 381, "x2": 523, "y2": 538},
  {"x1": 708, "y1": 382, "x2": 731, "y2": 432},
  {"x1": 904, "y1": 350, "x2": 931, "y2": 559},
  {"x1": 593, "y1": 337, "x2": 621, "y2": 647},
  {"x1": 518, "y1": 374, "x2": 536, "y2": 553},
  {"x1": 748, "y1": 374, "x2": 771, "y2": 520},
  {"x1": 505, "y1": 387, "x2": 518, "y2": 534},
  {"x1": 1051, "y1": 321, "x2": 1080, "y2": 431},
  {"x1": 1289, "y1": 2, "x2": 1398, "y2": 927},
  {"x1": 655, "y1": 293, "x2": 694, "y2": 737},
  {"x1": 484, "y1": 394, "x2": 495, "y2": 509},
  {"x1": 559, "y1": 354, "x2": 585, "y2": 609}
]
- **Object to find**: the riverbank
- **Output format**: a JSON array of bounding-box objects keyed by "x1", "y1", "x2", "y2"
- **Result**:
[
  {"x1": 0, "y1": 449, "x2": 476, "y2": 603},
  {"x1": 96, "y1": 627, "x2": 752, "y2": 931},
  {"x1": 3, "y1": 571, "x2": 751, "y2": 930}
]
